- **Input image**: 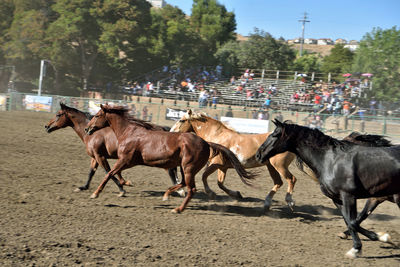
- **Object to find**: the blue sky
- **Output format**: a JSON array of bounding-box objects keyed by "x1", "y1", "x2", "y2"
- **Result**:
[{"x1": 165, "y1": 0, "x2": 400, "y2": 41}]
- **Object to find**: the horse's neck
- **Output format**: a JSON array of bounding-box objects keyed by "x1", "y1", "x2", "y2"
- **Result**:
[
  {"x1": 192, "y1": 119, "x2": 232, "y2": 140},
  {"x1": 293, "y1": 141, "x2": 327, "y2": 179},
  {"x1": 69, "y1": 113, "x2": 89, "y2": 141},
  {"x1": 106, "y1": 113, "x2": 131, "y2": 139}
]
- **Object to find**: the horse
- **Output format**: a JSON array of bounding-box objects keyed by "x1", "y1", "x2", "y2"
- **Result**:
[
  {"x1": 45, "y1": 103, "x2": 184, "y2": 197},
  {"x1": 84, "y1": 104, "x2": 256, "y2": 213},
  {"x1": 170, "y1": 109, "x2": 297, "y2": 211},
  {"x1": 339, "y1": 132, "x2": 400, "y2": 239},
  {"x1": 256, "y1": 120, "x2": 400, "y2": 258}
]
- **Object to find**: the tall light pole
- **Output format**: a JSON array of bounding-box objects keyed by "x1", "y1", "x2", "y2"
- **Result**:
[{"x1": 298, "y1": 12, "x2": 310, "y2": 57}]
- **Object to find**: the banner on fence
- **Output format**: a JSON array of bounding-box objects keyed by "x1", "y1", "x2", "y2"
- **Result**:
[
  {"x1": 165, "y1": 107, "x2": 187, "y2": 121},
  {"x1": 25, "y1": 95, "x2": 52, "y2": 112},
  {"x1": 221, "y1": 116, "x2": 269, "y2": 133}
]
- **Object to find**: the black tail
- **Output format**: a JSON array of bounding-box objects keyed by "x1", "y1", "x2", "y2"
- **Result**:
[{"x1": 207, "y1": 142, "x2": 257, "y2": 186}]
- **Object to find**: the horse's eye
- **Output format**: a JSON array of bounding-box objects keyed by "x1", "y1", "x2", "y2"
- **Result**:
[{"x1": 179, "y1": 119, "x2": 186, "y2": 123}]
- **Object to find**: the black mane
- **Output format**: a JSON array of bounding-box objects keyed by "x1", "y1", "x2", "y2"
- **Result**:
[{"x1": 282, "y1": 123, "x2": 351, "y2": 151}]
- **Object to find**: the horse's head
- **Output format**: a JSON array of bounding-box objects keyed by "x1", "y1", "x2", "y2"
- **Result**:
[
  {"x1": 170, "y1": 109, "x2": 196, "y2": 133},
  {"x1": 256, "y1": 119, "x2": 290, "y2": 163},
  {"x1": 85, "y1": 104, "x2": 109, "y2": 135},
  {"x1": 45, "y1": 103, "x2": 73, "y2": 133}
]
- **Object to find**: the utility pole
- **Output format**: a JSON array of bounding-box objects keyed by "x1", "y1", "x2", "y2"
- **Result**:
[{"x1": 298, "y1": 12, "x2": 310, "y2": 57}]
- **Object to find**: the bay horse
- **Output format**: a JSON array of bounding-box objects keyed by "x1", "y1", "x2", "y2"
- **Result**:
[
  {"x1": 84, "y1": 104, "x2": 255, "y2": 213},
  {"x1": 256, "y1": 120, "x2": 400, "y2": 258},
  {"x1": 170, "y1": 109, "x2": 297, "y2": 210},
  {"x1": 45, "y1": 103, "x2": 184, "y2": 197}
]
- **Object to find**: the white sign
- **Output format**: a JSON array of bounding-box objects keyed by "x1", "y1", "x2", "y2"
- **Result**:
[{"x1": 221, "y1": 117, "x2": 269, "y2": 134}]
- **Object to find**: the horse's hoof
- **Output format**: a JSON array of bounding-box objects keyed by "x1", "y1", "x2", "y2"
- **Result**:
[
  {"x1": 177, "y1": 188, "x2": 186, "y2": 197},
  {"x1": 377, "y1": 232, "x2": 391, "y2": 243},
  {"x1": 345, "y1": 248, "x2": 361, "y2": 259},
  {"x1": 117, "y1": 190, "x2": 126, "y2": 197},
  {"x1": 287, "y1": 201, "x2": 295, "y2": 212},
  {"x1": 90, "y1": 193, "x2": 98, "y2": 199},
  {"x1": 171, "y1": 208, "x2": 181, "y2": 214},
  {"x1": 338, "y1": 232, "x2": 350, "y2": 240},
  {"x1": 235, "y1": 191, "x2": 243, "y2": 200},
  {"x1": 124, "y1": 180, "x2": 133, "y2": 187},
  {"x1": 74, "y1": 188, "x2": 82, "y2": 192}
]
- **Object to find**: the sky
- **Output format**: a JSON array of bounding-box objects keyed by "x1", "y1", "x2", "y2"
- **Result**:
[{"x1": 165, "y1": 0, "x2": 400, "y2": 41}]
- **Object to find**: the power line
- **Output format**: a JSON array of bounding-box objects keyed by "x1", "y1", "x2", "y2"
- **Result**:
[{"x1": 298, "y1": 12, "x2": 310, "y2": 57}]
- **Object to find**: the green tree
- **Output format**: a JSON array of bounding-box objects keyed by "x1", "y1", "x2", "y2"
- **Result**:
[
  {"x1": 291, "y1": 52, "x2": 322, "y2": 73},
  {"x1": 237, "y1": 28, "x2": 295, "y2": 70},
  {"x1": 214, "y1": 40, "x2": 240, "y2": 76},
  {"x1": 150, "y1": 4, "x2": 200, "y2": 68},
  {"x1": 321, "y1": 44, "x2": 354, "y2": 78},
  {"x1": 190, "y1": 0, "x2": 236, "y2": 65},
  {"x1": 352, "y1": 27, "x2": 400, "y2": 101}
]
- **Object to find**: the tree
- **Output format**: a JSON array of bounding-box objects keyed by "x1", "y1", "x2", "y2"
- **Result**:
[
  {"x1": 237, "y1": 28, "x2": 296, "y2": 70},
  {"x1": 290, "y1": 52, "x2": 322, "y2": 73},
  {"x1": 214, "y1": 40, "x2": 240, "y2": 76},
  {"x1": 352, "y1": 27, "x2": 400, "y2": 101},
  {"x1": 190, "y1": 0, "x2": 236, "y2": 65},
  {"x1": 320, "y1": 44, "x2": 354, "y2": 77}
]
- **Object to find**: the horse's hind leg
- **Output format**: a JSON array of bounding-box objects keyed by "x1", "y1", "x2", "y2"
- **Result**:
[
  {"x1": 339, "y1": 197, "x2": 385, "y2": 239},
  {"x1": 75, "y1": 158, "x2": 98, "y2": 192},
  {"x1": 263, "y1": 162, "x2": 283, "y2": 211},
  {"x1": 216, "y1": 168, "x2": 243, "y2": 200},
  {"x1": 168, "y1": 167, "x2": 185, "y2": 197},
  {"x1": 201, "y1": 164, "x2": 219, "y2": 199},
  {"x1": 172, "y1": 172, "x2": 196, "y2": 213}
]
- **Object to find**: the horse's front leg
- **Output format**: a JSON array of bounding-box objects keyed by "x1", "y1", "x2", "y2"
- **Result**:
[
  {"x1": 96, "y1": 155, "x2": 127, "y2": 197},
  {"x1": 91, "y1": 159, "x2": 127, "y2": 199},
  {"x1": 263, "y1": 162, "x2": 283, "y2": 211},
  {"x1": 75, "y1": 158, "x2": 98, "y2": 192}
]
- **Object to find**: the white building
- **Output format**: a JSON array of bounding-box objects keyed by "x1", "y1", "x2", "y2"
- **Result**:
[{"x1": 147, "y1": 0, "x2": 166, "y2": 8}]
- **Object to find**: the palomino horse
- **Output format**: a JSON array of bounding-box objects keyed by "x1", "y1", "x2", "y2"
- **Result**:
[
  {"x1": 84, "y1": 104, "x2": 255, "y2": 213},
  {"x1": 45, "y1": 103, "x2": 184, "y2": 197},
  {"x1": 256, "y1": 120, "x2": 400, "y2": 258},
  {"x1": 170, "y1": 109, "x2": 296, "y2": 210}
]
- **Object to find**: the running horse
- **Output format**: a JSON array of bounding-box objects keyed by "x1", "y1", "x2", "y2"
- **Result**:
[
  {"x1": 170, "y1": 109, "x2": 297, "y2": 210},
  {"x1": 256, "y1": 120, "x2": 400, "y2": 258},
  {"x1": 45, "y1": 103, "x2": 184, "y2": 197},
  {"x1": 84, "y1": 104, "x2": 255, "y2": 213}
]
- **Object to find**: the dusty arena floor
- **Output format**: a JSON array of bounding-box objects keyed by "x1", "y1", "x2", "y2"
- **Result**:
[{"x1": 0, "y1": 111, "x2": 399, "y2": 266}]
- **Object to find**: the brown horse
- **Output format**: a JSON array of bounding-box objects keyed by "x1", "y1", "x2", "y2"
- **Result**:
[
  {"x1": 84, "y1": 104, "x2": 255, "y2": 213},
  {"x1": 170, "y1": 109, "x2": 297, "y2": 210},
  {"x1": 45, "y1": 103, "x2": 183, "y2": 197}
]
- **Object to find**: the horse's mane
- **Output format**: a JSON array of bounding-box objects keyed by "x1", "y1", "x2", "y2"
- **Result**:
[
  {"x1": 188, "y1": 111, "x2": 236, "y2": 131},
  {"x1": 60, "y1": 103, "x2": 93, "y2": 120},
  {"x1": 343, "y1": 132, "x2": 392, "y2": 147},
  {"x1": 101, "y1": 105, "x2": 164, "y2": 130},
  {"x1": 282, "y1": 122, "x2": 351, "y2": 151}
]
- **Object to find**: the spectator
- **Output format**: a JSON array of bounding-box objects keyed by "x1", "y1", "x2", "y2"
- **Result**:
[
  {"x1": 142, "y1": 106, "x2": 148, "y2": 120},
  {"x1": 342, "y1": 99, "x2": 352, "y2": 115},
  {"x1": 230, "y1": 76, "x2": 236, "y2": 85},
  {"x1": 369, "y1": 97, "x2": 377, "y2": 115},
  {"x1": 263, "y1": 96, "x2": 271, "y2": 109},
  {"x1": 225, "y1": 106, "x2": 233, "y2": 117}
]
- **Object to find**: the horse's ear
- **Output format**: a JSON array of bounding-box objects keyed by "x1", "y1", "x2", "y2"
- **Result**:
[
  {"x1": 100, "y1": 104, "x2": 105, "y2": 110},
  {"x1": 187, "y1": 109, "x2": 192, "y2": 116},
  {"x1": 60, "y1": 102, "x2": 66, "y2": 110},
  {"x1": 273, "y1": 119, "x2": 283, "y2": 127}
]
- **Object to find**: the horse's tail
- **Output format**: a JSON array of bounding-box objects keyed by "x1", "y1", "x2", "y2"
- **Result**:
[{"x1": 207, "y1": 142, "x2": 257, "y2": 186}]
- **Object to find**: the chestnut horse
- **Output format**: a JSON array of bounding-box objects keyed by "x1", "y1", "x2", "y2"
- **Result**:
[
  {"x1": 170, "y1": 109, "x2": 296, "y2": 210},
  {"x1": 45, "y1": 103, "x2": 184, "y2": 197},
  {"x1": 84, "y1": 104, "x2": 255, "y2": 213}
]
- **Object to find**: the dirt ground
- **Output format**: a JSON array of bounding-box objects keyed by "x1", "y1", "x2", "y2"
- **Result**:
[{"x1": 0, "y1": 111, "x2": 399, "y2": 267}]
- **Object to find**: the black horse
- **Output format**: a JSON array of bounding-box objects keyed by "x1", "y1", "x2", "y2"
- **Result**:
[{"x1": 256, "y1": 120, "x2": 400, "y2": 258}]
